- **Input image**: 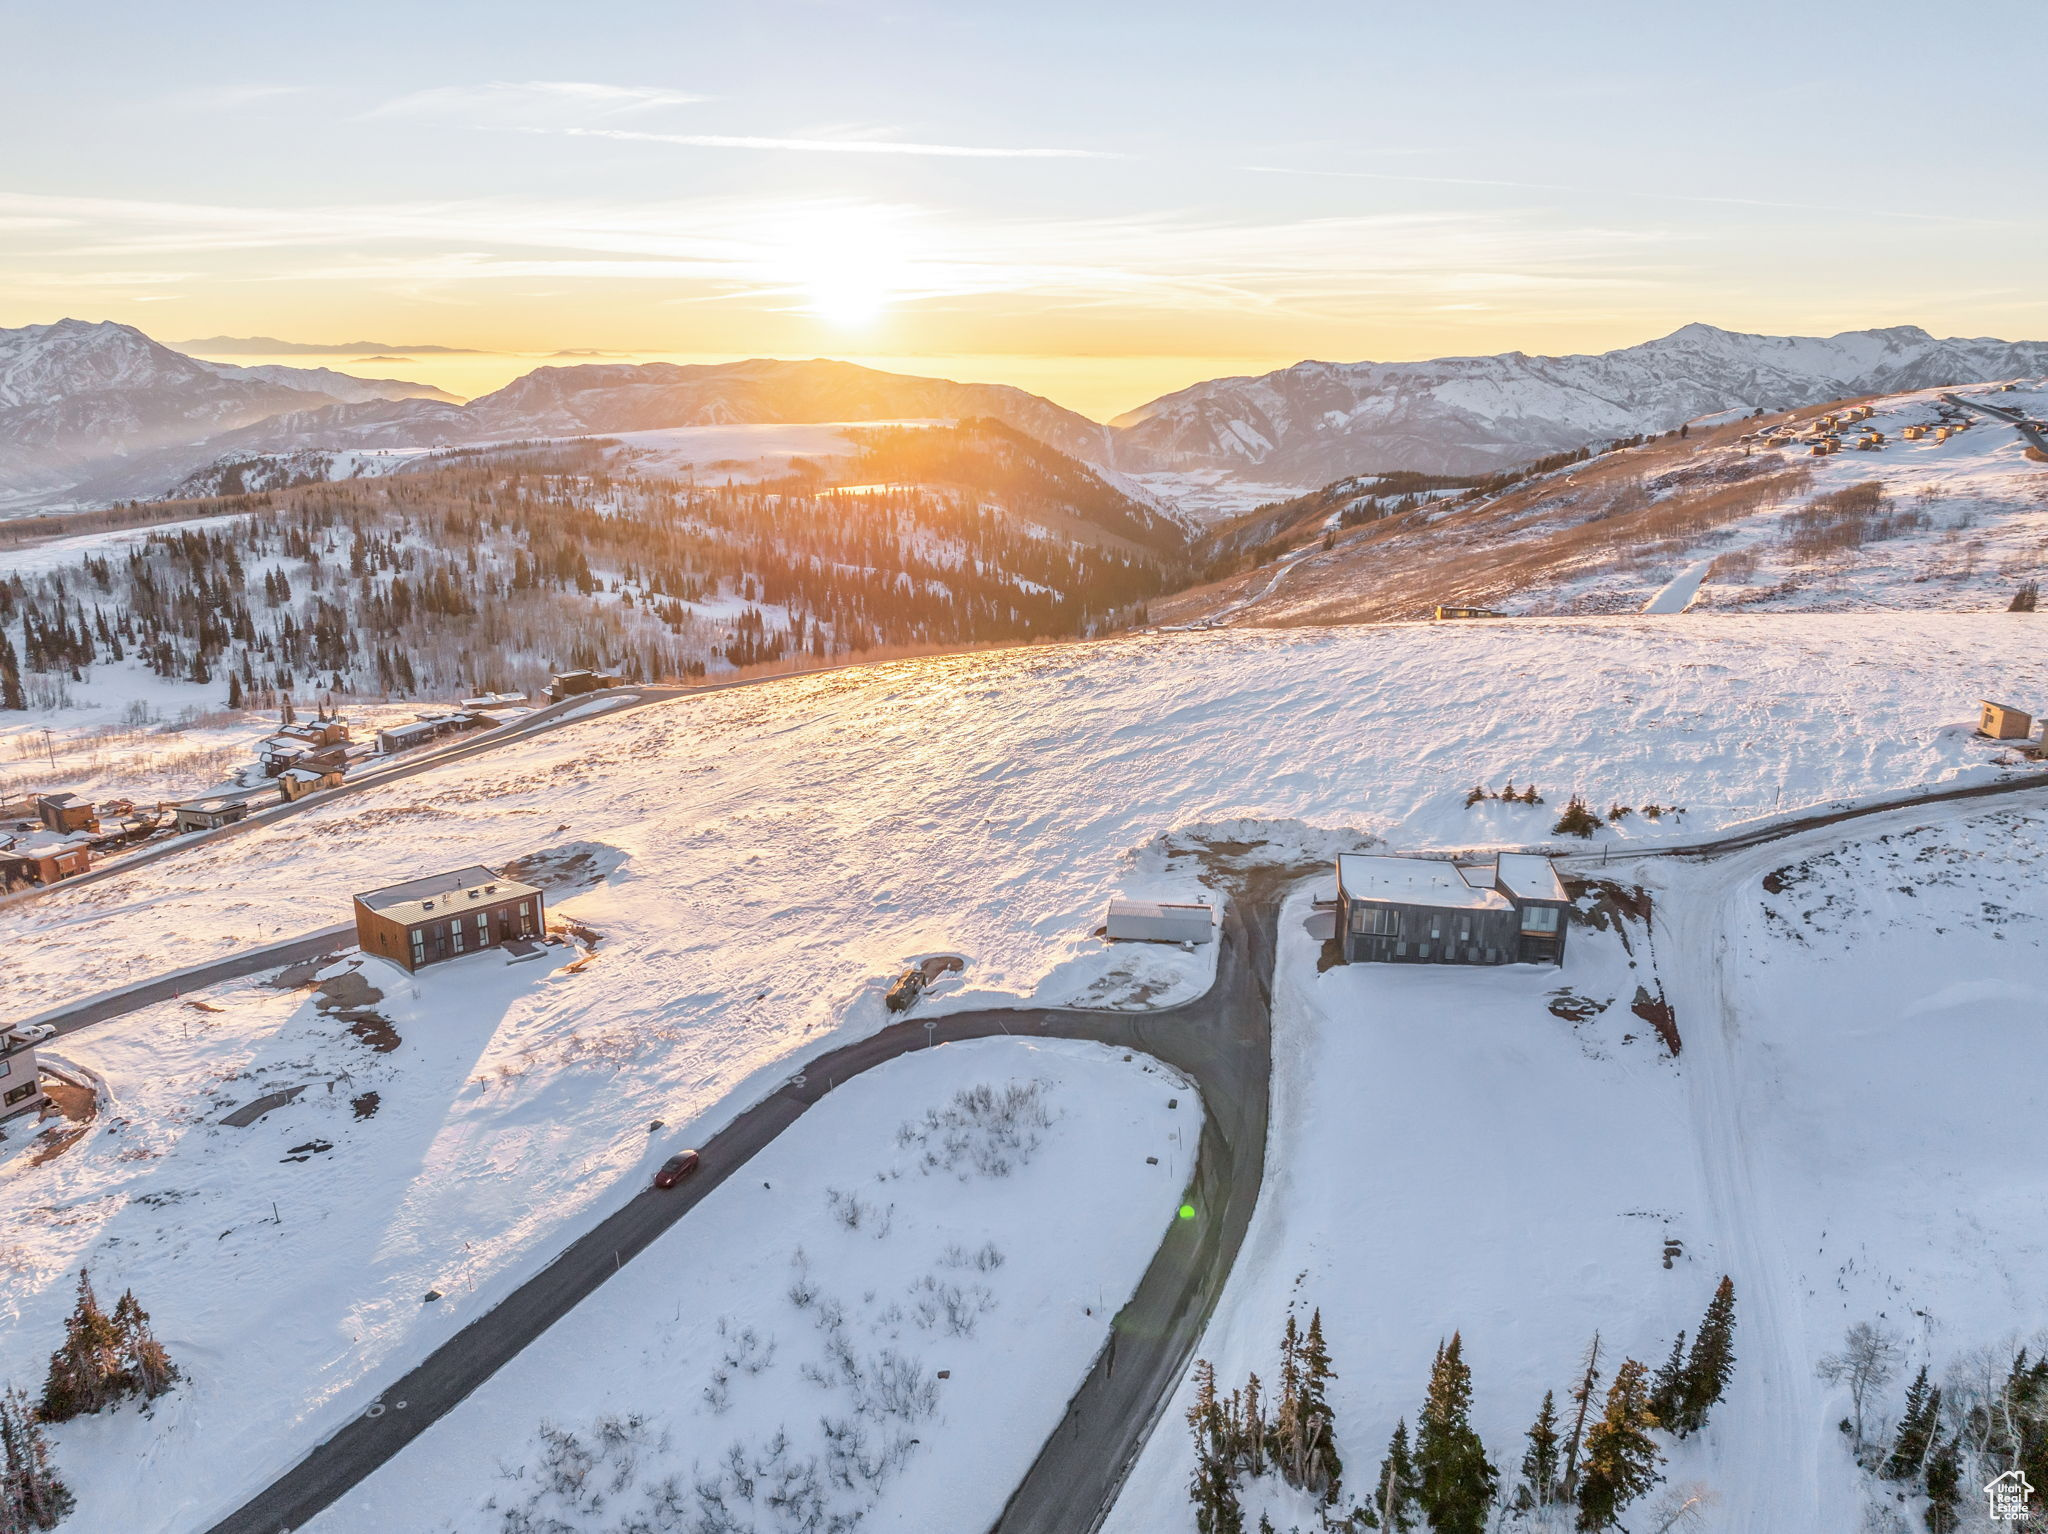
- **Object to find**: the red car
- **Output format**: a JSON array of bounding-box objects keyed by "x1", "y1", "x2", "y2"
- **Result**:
[{"x1": 653, "y1": 1150, "x2": 701, "y2": 1188}]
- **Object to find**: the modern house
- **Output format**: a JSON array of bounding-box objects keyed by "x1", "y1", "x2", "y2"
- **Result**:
[
  {"x1": 353, "y1": 865, "x2": 547, "y2": 973},
  {"x1": 1979, "y1": 700, "x2": 2034, "y2": 741},
  {"x1": 375, "y1": 711, "x2": 493, "y2": 756},
  {"x1": 0, "y1": 833, "x2": 92, "y2": 889},
  {"x1": 277, "y1": 764, "x2": 345, "y2": 803},
  {"x1": 36, "y1": 793, "x2": 97, "y2": 834},
  {"x1": 261, "y1": 724, "x2": 351, "y2": 777},
  {"x1": 543, "y1": 669, "x2": 623, "y2": 703},
  {"x1": 0, "y1": 1024, "x2": 51, "y2": 1122},
  {"x1": 1334, "y1": 852, "x2": 1570, "y2": 967},
  {"x1": 173, "y1": 798, "x2": 253, "y2": 834},
  {"x1": 1105, "y1": 898, "x2": 1215, "y2": 944},
  {"x1": 1433, "y1": 605, "x2": 1502, "y2": 621}
]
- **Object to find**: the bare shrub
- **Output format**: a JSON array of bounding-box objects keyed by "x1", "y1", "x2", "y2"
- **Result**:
[{"x1": 895, "y1": 1079, "x2": 1056, "y2": 1180}]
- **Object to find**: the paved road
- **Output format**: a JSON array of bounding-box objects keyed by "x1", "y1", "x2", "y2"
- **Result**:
[
  {"x1": 31, "y1": 766, "x2": 2044, "y2": 1533},
  {"x1": 199, "y1": 885, "x2": 1277, "y2": 1534},
  {"x1": 1942, "y1": 390, "x2": 2048, "y2": 459},
  {"x1": 2, "y1": 648, "x2": 1003, "y2": 929}
]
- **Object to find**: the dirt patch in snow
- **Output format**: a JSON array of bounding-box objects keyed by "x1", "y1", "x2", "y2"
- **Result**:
[{"x1": 500, "y1": 840, "x2": 630, "y2": 896}]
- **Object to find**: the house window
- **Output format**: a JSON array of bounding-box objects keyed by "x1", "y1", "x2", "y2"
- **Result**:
[
  {"x1": 476, "y1": 911, "x2": 489, "y2": 941},
  {"x1": 4, "y1": 1082, "x2": 36, "y2": 1106},
  {"x1": 1522, "y1": 906, "x2": 1561, "y2": 933},
  {"x1": 450, "y1": 919, "x2": 466, "y2": 954},
  {"x1": 1417, "y1": 943, "x2": 1431, "y2": 959},
  {"x1": 519, "y1": 900, "x2": 535, "y2": 935},
  {"x1": 410, "y1": 931, "x2": 425, "y2": 965},
  {"x1": 1457, "y1": 917, "x2": 1472, "y2": 942},
  {"x1": 1394, "y1": 941, "x2": 1407, "y2": 957},
  {"x1": 1350, "y1": 906, "x2": 1399, "y2": 935}
]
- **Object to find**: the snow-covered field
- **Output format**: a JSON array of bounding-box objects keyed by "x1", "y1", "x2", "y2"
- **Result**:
[
  {"x1": 0, "y1": 616, "x2": 2043, "y2": 1529},
  {"x1": 307, "y1": 1037, "x2": 1194, "y2": 1534},
  {"x1": 1106, "y1": 792, "x2": 2048, "y2": 1533}
]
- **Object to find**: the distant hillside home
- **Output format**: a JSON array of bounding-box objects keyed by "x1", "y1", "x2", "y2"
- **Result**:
[
  {"x1": 1979, "y1": 699, "x2": 2034, "y2": 740},
  {"x1": 1433, "y1": 605, "x2": 1502, "y2": 621},
  {"x1": 277, "y1": 765, "x2": 345, "y2": 803},
  {"x1": 0, "y1": 1024, "x2": 50, "y2": 1121},
  {"x1": 0, "y1": 833, "x2": 91, "y2": 889},
  {"x1": 375, "y1": 711, "x2": 492, "y2": 755},
  {"x1": 543, "y1": 669, "x2": 623, "y2": 703},
  {"x1": 353, "y1": 865, "x2": 547, "y2": 973},
  {"x1": 173, "y1": 798, "x2": 252, "y2": 834},
  {"x1": 36, "y1": 793, "x2": 97, "y2": 834},
  {"x1": 1335, "y1": 852, "x2": 1570, "y2": 967}
]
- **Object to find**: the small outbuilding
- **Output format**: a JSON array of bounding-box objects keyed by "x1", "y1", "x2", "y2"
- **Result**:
[
  {"x1": 1979, "y1": 700, "x2": 2034, "y2": 740},
  {"x1": 353, "y1": 865, "x2": 547, "y2": 973},
  {"x1": 1105, "y1": 898, "x2": 1215, "y2": 945},
  {"x1": 1433, "y1": 606, "x2": 1502, "y2": 621}
]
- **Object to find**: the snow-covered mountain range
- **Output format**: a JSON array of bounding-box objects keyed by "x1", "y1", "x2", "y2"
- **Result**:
[
  {"x1": 0, "y1": 319, "x2": 455, "y2": 508},
  {"x1": 6, "y1": 318, "x2": 2048, "y2": 512},
  {"x1": 1111, "y1": 323, "x2": 2048, "y2": 481}
]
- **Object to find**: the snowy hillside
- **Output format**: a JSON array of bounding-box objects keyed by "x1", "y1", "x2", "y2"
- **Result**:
[
  {"x1": 1113, "y1": 323, "x2": 2048, "y2": 484},
  {"x1": 0, "y1": 320, "x2": 454, "y2": 511},
  {"x1": 0, "y1": 617, "x2": 2042, "y2": 1530},
  {"x1": 1107, "y1": 795, "x2": 2048, "y2": 1533},
  {"x1": 1161, "y1": 378, "x2": 2048, "y2": 627},
  {"x1": 190, "y1": 359, "x2": 456, "y2": 406}
]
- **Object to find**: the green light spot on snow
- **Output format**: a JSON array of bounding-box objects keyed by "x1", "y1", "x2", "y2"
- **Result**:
[{"x1": 1178, "y1": 1204, "x2": 1196, "y2": 1220}]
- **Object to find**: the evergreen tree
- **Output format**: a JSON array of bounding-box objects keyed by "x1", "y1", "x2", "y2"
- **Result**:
[
  {"x1": 0, "y1": 1387, "x2": 72, "y2": 1531},
  {"x1": 1369, "y1": 1419, "x2": 1422, "y2": 1532},
  {"x1": 1296, "y1": 1310, "x2": 1343, "y2": 1503},
  {"x1": 1517, "y1": 1389, "x2": 1561, "y2": 1511},
  {"x1": 1920, "y1": 1433, "x2": 1961, "y2": 1533},
  {"x1": 1272, "y1": 1315, "x2": 1303, "y2": 1481},
  {"x1": 1552, "y1": 795, "x2": 1601, "y2": 838},
  {"x1": 1574, "y1": 1358, "x2": 1662, "y2": 1531},
  {"x1": 0, "y1": 633, "x2": 23, "y2": 712},
  {"x1": 1464, "y1": 784, "x2": 1489, "y2": 809},
  {"x1": 1675, "y1": 1277, "x2": 1736, "y2": 1436},
  {"x1": 39, "y1": 1271, "x2": 122, "y2": 1422},
  {"x1": 111, "y1": 1290, "x2": 177, "y2": 1403},
  {"x1": 1648, "y1": 1333, "x2": 1687, "y2": 1429},
  {"x1": 226, "y1": 672, "x2": 244, "y2": 710},
  {"x1": 1187, "y1": 1360, "x2": 1244, "y2": 1534},
  {"x1": 1414, "y1": 1334, "x2": 1496, "y2": 1534},
  {"x1": 1559, "y1": 1333, "x2": 1603, "y2": 1501},
  {"x1": 1881, "y1": 1367, "x2": 1938, "y2": 1481}
]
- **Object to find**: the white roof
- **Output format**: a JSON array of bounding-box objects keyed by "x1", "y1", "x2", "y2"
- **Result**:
[
  {"x1": 1106, "y1": 898, "x2": 1213, "y2": 918},
  {"x1": 355, "y1": 865, "x2": 542, "y2": 926},
  {"x1": 1338, "y1": 855, "x2": 1510, "y2": 911},
  {"x1": 1496, "y1": 852, "x2": 1569, "y2": 903}
]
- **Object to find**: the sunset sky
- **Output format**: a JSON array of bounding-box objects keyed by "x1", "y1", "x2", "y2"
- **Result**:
[{"x1": 6, "y1": 0, "x2": 2045, "y2": 418}]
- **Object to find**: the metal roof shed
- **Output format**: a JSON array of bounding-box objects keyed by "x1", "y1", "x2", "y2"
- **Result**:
[{"x1": 1105, "y1": 898, "x2": 1215, "y2": 944}]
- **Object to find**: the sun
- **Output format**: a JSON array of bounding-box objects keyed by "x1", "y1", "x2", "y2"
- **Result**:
[{"x1": 770, "y1": 207, "x2": 917, "y2": 329}]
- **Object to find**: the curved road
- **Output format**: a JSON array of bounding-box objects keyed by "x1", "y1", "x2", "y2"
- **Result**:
[
  {"x1": 20, "y1": 761, "x2": 2045, "y2": 1531},
  {"x1": 193, "y1": 881, "x2": 1278, "y2": 1534},
  {"x1": 1942, "y1": 389, "x2": 2048, "y2": 459}
]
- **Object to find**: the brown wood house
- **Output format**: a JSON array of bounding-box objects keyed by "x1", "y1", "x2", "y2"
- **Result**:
[
  {"x1": 353, "y1": 865, "x2": 547, "y2": 973},
  {"x1": 1979, "y1": 700, "x2": 2034, "y2": 741}
]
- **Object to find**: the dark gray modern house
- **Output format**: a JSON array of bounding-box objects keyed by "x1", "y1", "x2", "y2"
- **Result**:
[{"x1": 1335, "y1": 852, "x2": 1570, "y2": 966}]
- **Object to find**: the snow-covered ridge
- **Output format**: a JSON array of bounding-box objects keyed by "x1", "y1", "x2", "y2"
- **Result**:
[{"x1": 1111, "y1": 322, "x2": 2048, "y2": 483}]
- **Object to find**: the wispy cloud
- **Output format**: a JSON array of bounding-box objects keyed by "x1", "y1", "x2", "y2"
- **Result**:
[
  {"x1": 0, "y1": 189, "x2": 1669, "y2": 321},
  {"x1": 551, "y1": 126, "x2": 1121, "y2": 160},
  {"x1": 365, "y1": 81, "x2": 706, "y2": 124},
  {"x1": 1244, "y1": 162, "x2": 2014, "y2": 228}
]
